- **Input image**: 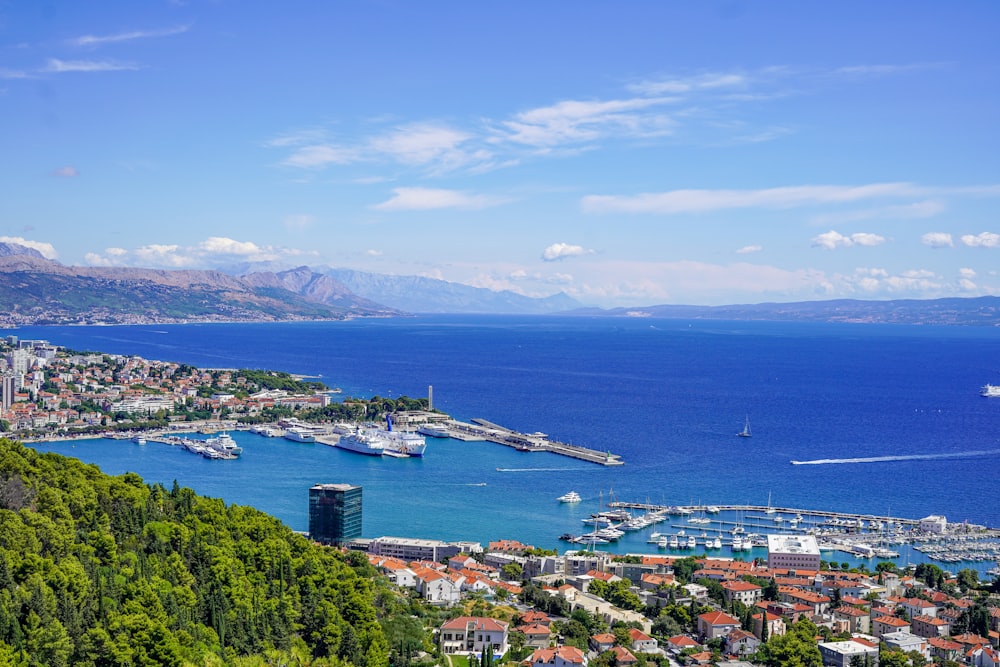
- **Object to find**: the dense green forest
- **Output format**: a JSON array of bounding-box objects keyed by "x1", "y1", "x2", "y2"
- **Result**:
[{"x1": 0, "y1": 437, "x2": 391, "y2": 666}]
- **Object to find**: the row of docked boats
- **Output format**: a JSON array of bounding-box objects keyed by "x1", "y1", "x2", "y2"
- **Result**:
[{"x1": 177, "y1": 432, "x2": 243, "y2": 460}]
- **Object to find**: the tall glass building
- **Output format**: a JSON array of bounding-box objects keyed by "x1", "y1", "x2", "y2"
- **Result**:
[{"x1": 308, "y1": 483, "x2": 362, "y2": 545}]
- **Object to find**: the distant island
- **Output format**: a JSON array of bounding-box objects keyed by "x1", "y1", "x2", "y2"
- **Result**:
[{"x1": 1, "y1": 242, "x2": 998, "y2": 326}]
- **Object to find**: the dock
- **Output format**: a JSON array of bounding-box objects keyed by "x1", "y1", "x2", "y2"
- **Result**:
[{"x1": 421, "y1": 418, "x2": 624, "y2": 466}]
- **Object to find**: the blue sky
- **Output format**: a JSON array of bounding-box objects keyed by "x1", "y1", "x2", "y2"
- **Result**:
[{"x1": 1, "y1": 2, "x2": 998, "y2": 307}]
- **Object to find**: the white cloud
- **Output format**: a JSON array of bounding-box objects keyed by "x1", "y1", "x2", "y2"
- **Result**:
[
  {"x1": 84, "y1": 252, "x2": 113, "y2": 267},
  {"x1": 197, "y1": 237, "x2": 261, "y2": 256},
  {"x1": 961, "y1": 232, "x2": 1000, "y2": 248},
  {"x1": 541, "y1": 243, "x2": 593, "y2": 262},
  {"x1": 71, "y1": 25, "x2": 190, "y2": 47},
  {"x1": 52, "y1": 166, "x2": 80, "y2": 178},
  {"x1": 811, "y1": 230, "x2": 886, "y2": 250},
  {"x1": 0, "y1": 236, "x2": 58, "y2": 259},
  {"x1": 372, "y1": 187, "x2": 506, "y2": 211},
  {"x1": 959, "y1": 267, "x2": 976, "y2": 279},
  {"x1": 921, "y1": 232, "x2": 953, "y2": 248},
  {"x1": 44, "y1": 58, "x2": 139, "y2": 73},
  {"x1": 106, "y1": 247, "x2": 127, "y2": 256},
  {"x1": 366, "y1": 249, "x2": 383, "y2": 256},
  {"x1": 736, "y1": 245, "x2": 762, "y2": 254}
]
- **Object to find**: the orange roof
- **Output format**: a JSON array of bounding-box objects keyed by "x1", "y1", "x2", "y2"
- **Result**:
[
  {"x1": 699, "y1": 611, "x2": 740, "y2": 626},
  {"x1": 873, "y1": 615, "x2": 909, "y2": 627}
]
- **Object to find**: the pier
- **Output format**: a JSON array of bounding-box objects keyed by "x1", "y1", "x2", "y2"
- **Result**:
[{"x1": 422, "y1": 418, "x2": 624, "y2": 466}]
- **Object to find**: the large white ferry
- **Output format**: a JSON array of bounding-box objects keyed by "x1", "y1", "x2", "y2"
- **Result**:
[
  {"x1": 380, "y1": 416, "x2": 427, "y2": 456},
  {"x1": 336, "y1": 429, "x2": 386, "y2": 456},
  {"x1": 981, "y1": 384, "x2": 1000, "y2": 397},
  {"x1": 283, "y1": 426, "x2": 316, "y2": 443}
]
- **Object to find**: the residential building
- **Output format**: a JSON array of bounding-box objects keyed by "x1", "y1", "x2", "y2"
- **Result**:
[
  {"x1": 721, "y1": 580, "x2": 762, "y2": 607},
  {"x1": 881, "y1": 630, "x2": 928, "y2": 659},
  {"x1": 698, "y1": 611, "x2": 741, "y2": 640},
  {"x1": 526, "y1": 646, "x2": 587, "y2": 667},
  {"x1": 872, "y1": 615, "x2": 910, "y2": 639},
  {"x1": 817, "y1": 640, "x2": 879, "y2": 667},
  {"x1": 308, "y1": 483, "x2": 362, "y2": 545},
  {"x1": 919, "y1": 515, "x2": 947, "y2": 534},
  {"x1": 439, "y1": 617, "x2": 509, "y2": 656}
]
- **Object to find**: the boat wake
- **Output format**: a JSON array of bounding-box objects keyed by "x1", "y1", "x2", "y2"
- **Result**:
[
  {"x1": 791, "y1": 448, "x2": 1000, "y2": 466},
  {"x1": 495, "y1": 467, "x2": 594, "y2": 472}
]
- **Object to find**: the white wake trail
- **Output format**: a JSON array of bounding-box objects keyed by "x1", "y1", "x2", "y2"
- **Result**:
[{"x1": 791, "y1": 449, "x2": 1000, "y2": 465}]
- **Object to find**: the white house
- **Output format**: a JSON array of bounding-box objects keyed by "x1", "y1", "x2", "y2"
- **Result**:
[{"x1": 439, "y1": 617, "x2": 509, "y2": 656}]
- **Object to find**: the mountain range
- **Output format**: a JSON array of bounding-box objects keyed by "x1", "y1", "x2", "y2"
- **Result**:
[{"x1": 0, "y1": 243, "x2": 997, "y2": 325}]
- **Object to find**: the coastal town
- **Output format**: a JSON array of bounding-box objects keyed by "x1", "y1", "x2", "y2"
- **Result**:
[{"x1": 3, "y1": 336, "x2": 1000, "y2": 667}]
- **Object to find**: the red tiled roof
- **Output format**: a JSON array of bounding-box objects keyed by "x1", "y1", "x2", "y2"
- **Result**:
[{"x1": 699, "y1": 611, "x2": 740, "y2": 626}]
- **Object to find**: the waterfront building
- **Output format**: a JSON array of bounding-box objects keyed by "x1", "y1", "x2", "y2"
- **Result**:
[
  {"x1": 308, "y1": 483, "x2": 362, "y2": 545},
  {"x1": 368, "y1": 536, "x2": 468, "y2": 562},
  {"x1": 766, "y1": 534, "x2": 821, "y2": 571},
  {"x1": 439, "y1": 616, "x2": 509, "y2": 656},
  {"x1": 817, "y1": 639, "x2": 879, "y2": 667},
  {"x1": 919, "y1": 515, "x2": 948, "y2": 534}
]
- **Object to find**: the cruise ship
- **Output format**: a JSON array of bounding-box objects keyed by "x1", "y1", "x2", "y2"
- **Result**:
[
  {"x1": 982, "y1": 384, "x2": 1000, "y2": 398},
  {"x1": 336, "y1": 429, "x2": 386, "y2": 456}
]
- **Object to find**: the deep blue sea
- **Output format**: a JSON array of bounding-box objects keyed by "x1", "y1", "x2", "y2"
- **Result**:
[{"x1": 8, "y1": 316, "x2": 1000, "y2": 575}]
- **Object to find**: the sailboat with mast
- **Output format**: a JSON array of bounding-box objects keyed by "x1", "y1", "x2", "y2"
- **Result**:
[{"x1": 737, "y1": 415, "x2": 752, "y2": 438}]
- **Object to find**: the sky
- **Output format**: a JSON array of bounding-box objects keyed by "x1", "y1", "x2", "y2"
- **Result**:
[{"x1": 1, "y1": 2, "x2": 999, "y2": 308}]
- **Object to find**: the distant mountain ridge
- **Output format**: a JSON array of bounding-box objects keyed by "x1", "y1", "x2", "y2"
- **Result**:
[
  {"x1": 569, "y1": 297, "x2": 1000, "y2": 326},
  {"x1": 319, "y1": 268, "x2": 582, "y2": 314},
  {"x1": 2, "y1": 243, "x2": 998, "y2": 325},
  {"x1": 0, "y1": 252, "x2": 397, "y2": 326}
]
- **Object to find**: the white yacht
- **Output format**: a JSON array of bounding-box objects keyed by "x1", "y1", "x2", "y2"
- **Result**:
[
  {"x1": 283, "y1": 426, "x2": 316, "y2": 443},
  {"x1": 558, "y1": 491, "x2": 582, "y2": 503}
]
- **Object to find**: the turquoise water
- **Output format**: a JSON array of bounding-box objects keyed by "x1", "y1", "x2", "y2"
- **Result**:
[{"x1": 12, "y1": 315, "x2": 1000, "y2": 575}]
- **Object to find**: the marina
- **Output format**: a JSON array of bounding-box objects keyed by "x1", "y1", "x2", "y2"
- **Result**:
[{"x1": 558, "y1": 500, "x2": 1000, "y2": 565}]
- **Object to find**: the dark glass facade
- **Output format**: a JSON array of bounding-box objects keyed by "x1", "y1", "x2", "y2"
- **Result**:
[{"x1": 308, "y1": 483, "x2": 362, "y2": 544}]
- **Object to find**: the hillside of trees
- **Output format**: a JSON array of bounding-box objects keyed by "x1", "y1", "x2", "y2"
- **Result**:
[{"x1": 0, "y1": 437, "x2": 389, "y2": 666}]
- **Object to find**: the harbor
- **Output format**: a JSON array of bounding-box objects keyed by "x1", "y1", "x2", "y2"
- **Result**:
[{"x1": 557, "y1": 500, "x2": 1000, "y2": 567}]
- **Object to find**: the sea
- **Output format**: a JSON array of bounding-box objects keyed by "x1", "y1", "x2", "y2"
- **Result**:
[{"x1": 8, "y1": 315, "x2": 1000, "y2": 576}]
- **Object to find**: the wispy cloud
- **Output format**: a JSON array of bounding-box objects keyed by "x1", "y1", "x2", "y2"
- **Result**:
[
  {"x1": 582, "y1": 183, "x2": 926, "y2": 215},
  {"x1": 0, "y1": 68, "x2": 30, "y2": 80},
  {"x1": 495, "y1": 97, "x2": 676, "y2": 148},
  {"x1": 281, "y1": 145, "x2": 359, "y2": 169},
  {"x1": 70, "y1": 25, "x2": 190, "y2": 47},
  {"x1": 583, "y1": 183, "x2": 1000, "y2": 215},
  {"x1": 811, "y1": 230, "x2": 886, "y2": 250},
  {"x1": 44, "y1": 58, "x2": 139, "y2": 73},
  {"x1": 372, "y1": 187, "x2": 507, "y2": 211},
  {"x1": 810, "y1": 199, "x2": 945, "y2": 225},
  {"x1": 541, "y1": 243, "x2": 594, "y2": 262},
  {"x1": 736, "y1": 245, "x2": 762, "y2": 254},
  {"x1": 283, "y1": 214, "x2": 316, "y2": 231},
  {"x1": 52, "y1": 166, "x2": 80, "y2": 178}
]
